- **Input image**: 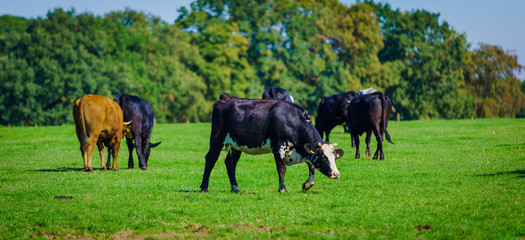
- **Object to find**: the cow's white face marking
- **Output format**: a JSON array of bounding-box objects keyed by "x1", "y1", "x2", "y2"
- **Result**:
[
  {"x1": 223, "y1": 133, "x2": 271, "y2": 155},
  {"x1": 279, "y1": 142, "x2": 306, "y2": 166},
  {"x1": 320, "y1": 143, "x2": 339, "y2": 174}
]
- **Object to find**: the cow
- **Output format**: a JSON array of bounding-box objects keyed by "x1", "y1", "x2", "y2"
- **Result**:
[
  {"x1": 72, "y1": 94, "x2": 132, "y2": 171},
  {"x1": 112, "y1": 94, "x2": 161, "y2": 170},
  {"x1": 315, "y1": 91, "x2": 357, "y2": 142},
  {"x1": 200, "y1": 93, "x2": 344, "y2": 193},
  {"x1": 262, "y1": 87, "x2": 295, "y2": 102},
  {"x1": 346, "y1": 92, "x2": 394, "y2": 160}
]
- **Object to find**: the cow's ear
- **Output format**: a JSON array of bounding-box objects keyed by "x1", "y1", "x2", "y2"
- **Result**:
[
  {"x1": 335, "y1": 149, "x2": 344, "y2": 159},
  {"x1": 304, "y1": 143, "x2": 316, "y2": 155}
]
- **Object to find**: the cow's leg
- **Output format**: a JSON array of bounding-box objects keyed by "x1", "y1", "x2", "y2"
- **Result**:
[
  {"x1": 143, "y1": 140, "x2": 152, "y2": 169},
  {"x1": 135, "y1": 135, "x2": 147, "y2": 170},
  {"x1": 97, "y1": 142, "x2": 107, "y2": 171},
  {"x1": 79, "y1": 143, "x2": 88, "y2": 172},
  {"x1": 224, "y1": 149, "x2": 242, "y2": 192},
  {"x1": 325, "y1": 127, "x2": 332, "y2": 142},
  {"x1": 110, "y1": 140, "x2": 121, "y2": 171},
  {"x1": 365, "y1": 130, "x2": 372, "y2": 158},
  {"x1": 86, "y1": 134, "x2": 99, "y2": 172},
  {"x1": 273, "y1": 152, "x2": 287, "y2": 193},
  {"x1": 372, "y1": 126, "x2": 384, "y2": 160},
  {"x1": 126, "y1": 137, "x2": 134, "y2": 169},
  {"x1": 352, "y1": 131, "x2": 361, "y2": 159},
  {"x1": 302, "y1": 162, "x2": 316, "y2": 192},
  {"x1": 200, "y1": 142, "x2": 223, "y2": 192}
]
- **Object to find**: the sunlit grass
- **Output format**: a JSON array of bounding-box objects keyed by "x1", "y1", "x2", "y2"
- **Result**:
[{"x1": 0, "y1": 119, "x2": 524, "y2": 239}]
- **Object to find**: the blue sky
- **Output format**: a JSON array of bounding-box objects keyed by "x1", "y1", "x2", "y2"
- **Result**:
[{"x1": 1, "y1": 0, "x2": 523, "y2": 79}]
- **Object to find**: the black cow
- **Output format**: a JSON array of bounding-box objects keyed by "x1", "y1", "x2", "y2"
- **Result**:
[
  {"x1": 200, "y1": 93, "x2": 344, "y2": 193},
  {"x1": 347, "y1": 92, "x2": 394, "y2": 160},
  {"x1": 262, "y1": 87, "x2": 295, "y2": 102},
  {"x1": 315, "y1": 91, "x2": 357, "y2": 142},
  {"x1": 112, "y1": 94, "x2": 161, "y2": 170}
]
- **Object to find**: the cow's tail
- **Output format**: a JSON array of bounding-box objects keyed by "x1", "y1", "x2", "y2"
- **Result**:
[
  {"x1": 380, "y1": 93, "x2": 394, "y2": 144},
  {"x1": 149, "y1": 141, "x2": 161, "y2": 148}
]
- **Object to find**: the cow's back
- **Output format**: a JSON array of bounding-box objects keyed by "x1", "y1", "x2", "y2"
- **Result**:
[
  {"x1": 348, "y1": 93, "x2": 383, "y2": 134},
  {"x1": 74, "y1": 95, "x2": 123, "y2": 138},
  {"x1": 212, "y1": 97, "x2": 313, "y2": 147},
  {"x1": 114, "y1": 94, "x2": 154, "y2": 130}
]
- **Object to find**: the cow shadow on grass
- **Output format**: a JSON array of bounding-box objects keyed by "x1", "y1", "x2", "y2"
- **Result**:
[
  {"x1": 175, "y1": 189, "x2": 259, "y2": 194},
  {"x1": 496, "y1": 143, "x2": 524, "y2": 148},
  {"x1": 476, "y1": 170, "x2": 525, "y2": 178},
  {"x1": 34, "y1": 167, "x2": 91, "y2": 172}
]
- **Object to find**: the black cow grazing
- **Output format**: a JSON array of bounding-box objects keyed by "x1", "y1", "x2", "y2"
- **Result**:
[
  {"x1": 262, "y1": 87, "x2": 295, "y2": 102},
  {"x1": 112, "y1": 94, "x2": 161, "y2": 170},
  {"x1": 315, "y1": 91, "x2": 357, "y2": 142},
  {"x1": 347, "y1": 92, "x2": 394, "y2": 160},
  {"x1": 200, "y1": 93, "x2": 344, "y2": 193}
]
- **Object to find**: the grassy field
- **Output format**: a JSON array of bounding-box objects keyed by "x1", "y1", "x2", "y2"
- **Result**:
[{"x1": 0, "y1": 119, "x2": 524, "y2": 239}]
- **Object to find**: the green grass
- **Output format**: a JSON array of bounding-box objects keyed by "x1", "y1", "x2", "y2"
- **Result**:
[{"x1": 0, "y1": 119, "x2": 524, "y2": 239}]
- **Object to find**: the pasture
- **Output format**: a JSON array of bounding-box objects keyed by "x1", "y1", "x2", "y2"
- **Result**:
[{"x1": 0, "y1": 119, "x2": 524, "y2": 239}]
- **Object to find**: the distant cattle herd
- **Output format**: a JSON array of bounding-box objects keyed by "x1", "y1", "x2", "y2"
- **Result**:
[{"x1": 73, "y1": 87, "x2": 394, "y2": 192}]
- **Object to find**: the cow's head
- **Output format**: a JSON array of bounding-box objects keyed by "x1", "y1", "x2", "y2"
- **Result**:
[
  {"x1": 120, "y1": 120, "x2": 133, "y2": 139},
  {"x1": 304, "y1": 142, "x2": 343, "y2": 179}
]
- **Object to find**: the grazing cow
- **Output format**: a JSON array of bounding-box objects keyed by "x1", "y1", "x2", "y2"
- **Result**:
[
  {"x1": 72, "y1": 95, "x2": 132, "y2": 171},
  {"x1": 315, "y1": 91, "x2": 357, "y2": 142},
  {"x1": 200, "y1": 93, "x2": 344, "y2": 193},
  {"x1": 112, "y1": 94, "x2": 161, "y2": 170},
  {"x1": 262, "y1": 87, "x2": 295, "y2": 102},
  {"x1": 347, "y1": 92, "x2": 394, "y2": 160}
]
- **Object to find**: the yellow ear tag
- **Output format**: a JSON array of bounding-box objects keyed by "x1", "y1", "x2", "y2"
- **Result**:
[
  {"x1": 310, "y1": 150, "x2": 315, "y2": 154},
  {"x1": 336, "y1": 154, "x2": 340, "y2": 158}
]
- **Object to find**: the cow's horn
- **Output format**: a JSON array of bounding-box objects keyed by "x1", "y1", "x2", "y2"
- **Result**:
[
  {"x1": 317, "y1": 142, "x2": 322, "y2": 147},
  {"x1": 124, "y1": 120, "x2": 132, "y2": 126},
  {"x1": 333, "y1": 143, "x2": 338, "y2": 147},
  {"x1": 346, "y1": 100, "x2": 351, "y2": 103}
]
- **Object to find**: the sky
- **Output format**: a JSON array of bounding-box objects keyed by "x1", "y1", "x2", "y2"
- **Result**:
[{"x1": 1, "y1": 0, "x2": 523, "y2": 79}]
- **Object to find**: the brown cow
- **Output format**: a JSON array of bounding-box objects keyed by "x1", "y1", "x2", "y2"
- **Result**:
[{"x1": 72, "y1": 95, "x2": 132, "y2": 171}]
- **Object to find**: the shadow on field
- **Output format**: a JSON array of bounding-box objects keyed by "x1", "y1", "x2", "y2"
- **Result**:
[
  {"x1": 34, "y1": 167, "x2": 87, "y2": 172},
  {"x1": 496, "y1": 143, "x2": 524, "y2": 148},
  {"x1": 175, "y1": 189, "x2": 259, "y2": 194},
  {"x1": 477, "y1": 170, "x2": 525, "y2": 178}
]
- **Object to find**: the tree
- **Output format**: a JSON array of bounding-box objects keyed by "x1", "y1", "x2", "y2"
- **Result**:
[
  {"x1": 463, "y1": 44, "x2": 525, "y2": 118},
  {"x1": 369, "y1": 2, "x2": 474, "y2": 119}
]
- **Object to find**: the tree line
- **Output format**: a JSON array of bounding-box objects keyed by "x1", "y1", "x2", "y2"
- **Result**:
[{"x1": 1, "y1": 0, "x2": 523, "y2": 126}]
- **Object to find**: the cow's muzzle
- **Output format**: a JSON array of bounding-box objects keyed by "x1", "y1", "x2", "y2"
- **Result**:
[{"x1": 331, "y1": 171, "x2": 340, "y2": 179}]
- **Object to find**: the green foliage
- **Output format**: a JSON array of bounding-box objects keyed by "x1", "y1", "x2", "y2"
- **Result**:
[
  {"x1": 1, "y1": 0, "x2": 523, "y2": 125},
  {"x1": 0, "y1": 9, "x2": 207, "y2": 125},
  {"x1": 370, "y1": 2, "x2": 474, "y2": 119},
  {"x1": 1, "y1": 120, "x2": 524, "y2": 238},
  {"x1": 463, "y1": 44, "x2": 525, "y2": 118}
]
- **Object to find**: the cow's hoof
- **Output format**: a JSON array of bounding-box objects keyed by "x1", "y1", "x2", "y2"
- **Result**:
[
  {"x1": 231, "y1": 185, "x2": 240, "y2": 193},
  {"x1": 200, "y1": 189, "x2": 209, "y2": 193},
  {"x1": 128, "y1": 165, "x2": 134, "y2": 169},
  {"x1": 111, "y1": 168, "x2": 118, "y2": 171},
  {"x1": 355, "y1": 154, "x2": 361, "y2": 159},
  {"x1": 302, "y1": 181, "x2": 315, "y2": 192},
  {"x1": 140, "y1": 166, "x2": 148, "y2": 170},
  {"x1": 279, "y1": 188, "x2": 287, "y2": 193}
]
